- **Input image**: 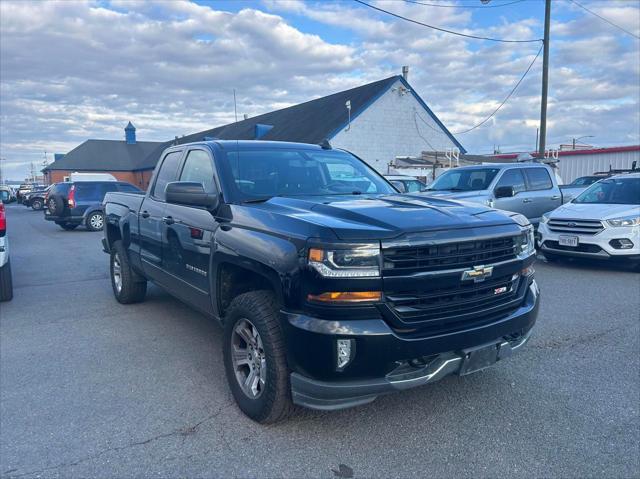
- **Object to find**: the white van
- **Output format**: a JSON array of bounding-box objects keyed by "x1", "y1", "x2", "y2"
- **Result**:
[{"x1": 68, "y1": 172, "x2": 117, "y2": 182}]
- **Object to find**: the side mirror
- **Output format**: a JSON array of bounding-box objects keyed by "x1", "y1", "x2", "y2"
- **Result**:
[
  {"x1": 390, "y1": 180, "x2": 406, "y2": 193},
  {"x1": 494, "y1": 186, "x2": 515, "y2": 198},
  {"x1": 165, "y1": 182, "x2": 219, "y2": 210}
]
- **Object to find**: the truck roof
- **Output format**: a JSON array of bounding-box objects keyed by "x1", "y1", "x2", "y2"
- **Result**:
[
  {"x1": 176, "y1": 140, "x2": 326, "y2": 151},
  {"x1": 454, "y1": 162, "x2": 551, "y2": 169}
]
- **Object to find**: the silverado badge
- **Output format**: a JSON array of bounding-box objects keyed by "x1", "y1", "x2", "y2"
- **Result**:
[{"x1": 462, "y1": 265, "x2": 493, "y2": 283}]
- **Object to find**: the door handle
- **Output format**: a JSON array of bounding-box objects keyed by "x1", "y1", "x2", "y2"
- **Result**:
[
  {"x1": 140, "y1": 211, "x2": 150, "y2": 219},
  {"x1": 551, "y1": 195, "x2": 560, "y2": 200},
  {"x1": 522, "y1": 198, "x2": 532, "y2": 203},
  {"x1": 162, "y1": 216, "x2": 175, "y2": 225}
]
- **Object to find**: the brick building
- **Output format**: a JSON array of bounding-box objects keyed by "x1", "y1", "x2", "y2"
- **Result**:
[
  {"x1": 43, "y1": 122, "x2": 165, "y2": 189},
  {"x1": 44, "y1": 72, "x2": 463, "y2": 186}
]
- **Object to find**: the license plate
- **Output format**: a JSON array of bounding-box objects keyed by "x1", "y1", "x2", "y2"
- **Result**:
[
  {"x1": 559, "y1": 235, "x2": 579, "y2": 247},
  {"x1": 458, "y1": 343, "x2": 499, "y2": 376}
]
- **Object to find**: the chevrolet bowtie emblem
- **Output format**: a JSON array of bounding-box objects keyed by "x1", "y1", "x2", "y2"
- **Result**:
[{"x1": 462, "y1": 265, "x2": 494, "y2": 283}]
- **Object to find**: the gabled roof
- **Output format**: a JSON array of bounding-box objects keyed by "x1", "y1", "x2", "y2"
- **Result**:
[
  {"x1": 175, "y1": 75, "x2": 464, "y2": 152},
  {"x1": 45, "y1": 139, "x2": 165, "y2": 171}
]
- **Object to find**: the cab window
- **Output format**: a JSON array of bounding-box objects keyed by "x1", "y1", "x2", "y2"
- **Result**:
[
  {"x1": 495, "y1": 168, "x2": 526, "y2": 194},
  {"x1": 152, "y1": 151, "x2": 183, "y2": 201},
  {"x1": 524, "y1": 168, "x2": 553, "y2": 191},
  {"x1": 179, "y1": 150, "x2": 216, "y2": 193}
]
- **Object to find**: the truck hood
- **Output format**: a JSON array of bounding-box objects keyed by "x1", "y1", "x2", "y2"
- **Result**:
[
  {"x1": 249, "y1": 194, "x2": 516, "y2": 240},
  {"x1": 419, "y1": 190, "x2": 490, "y2": 202},
  {"x1": 550, "y1": 202, "x2": 639, "y2": 221}
]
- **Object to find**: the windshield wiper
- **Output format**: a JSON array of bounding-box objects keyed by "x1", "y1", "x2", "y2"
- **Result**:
[{"x1": 242, "y1": 196, "x2": 274, "y2": 204}]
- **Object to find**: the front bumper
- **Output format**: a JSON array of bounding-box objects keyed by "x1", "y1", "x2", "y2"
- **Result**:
[
  {"x1": 286, "y1": 279, "x2": 539, "y2": 411},
  {"x1": 538, "y1": 222, "x2": 640, "y2": 260}
]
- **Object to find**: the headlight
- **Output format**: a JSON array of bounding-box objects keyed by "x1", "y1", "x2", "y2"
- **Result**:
[
  {"x1": 606, "y1": 216, "x2": 640, "y2": 227},
  {"x1": 541, "y1": 213, "x2": 550, "y2": 224},
  {"x1": 515, "y1": 226, "x2": 535, "y2": 258},
  {"x1": 308, "y1": 247, "x2": 380, "y2": 278}
]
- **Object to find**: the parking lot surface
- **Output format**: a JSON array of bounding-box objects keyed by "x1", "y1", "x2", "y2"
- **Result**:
[{"x1": 1, "y1": 204, "x2": 639, "y2": 478}]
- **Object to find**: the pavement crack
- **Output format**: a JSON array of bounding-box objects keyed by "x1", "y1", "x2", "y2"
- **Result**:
[{"x1": 4, "y1": 405, "x2": 230, "y2": 478}]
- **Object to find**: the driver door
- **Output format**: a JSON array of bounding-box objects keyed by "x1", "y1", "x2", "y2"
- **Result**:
[{"x1": 493, "y1": 168, "x2": 528, "y2": 215}]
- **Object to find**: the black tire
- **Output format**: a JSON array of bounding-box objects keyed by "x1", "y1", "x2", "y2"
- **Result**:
[
  {"x1": 31, "y1": 199, "x2": 43, "y2": 210},
  {"x1": 86, "y1": 211, "x2": 104, "y2": 231},
  {"x1": 0, "y1": 260, "x2": 13, "y2": 302},
  {"x1": 110, "y1": 240, "x2": 147, "y2": 304},
  {"x1": 223, "y1": 290, "x2": 295, "y2": 424},
  {"x1": 48, "y1": 195, "x2": 65, "y2": 216},
  {"x1": 58, "y1": 223, "x2": 78, "y2": 231}
]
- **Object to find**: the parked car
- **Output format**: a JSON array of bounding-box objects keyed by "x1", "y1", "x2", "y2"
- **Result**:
[
  {"x1": 565, "y1": 175, "x2": 605, "y2": 187},
  {"x1": 0, "y1": 201, "x2": 12, "y2": 301},
  {"x1": 16, "y1": 183, "x2": 44, "y2": 203},
  {"x1": 45, "y1": 181, "x2": 142, "y2": 231},
  {"x1": 22, "y1": 185, "x2": 51, "y2": 210},
  {"x1": 0, "y1": 186, "x2": 16, "y2": 203},
  {"x1": 103, "y1": 140, "x2": 539, "y2": 423},
  {"x1": 384, "y1": 175, "x2": 427, "y2": 193},
  {"x1": 538, "y1": 173, "x2": 640, "y2": 268},
  {"x1": 420, "y1": 163, "x2": 569, "y2": 226}
]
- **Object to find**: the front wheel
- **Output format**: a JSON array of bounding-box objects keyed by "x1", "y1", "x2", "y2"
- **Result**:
[
  {"x1": 86, "y1": 211, "x2": 104, "y2": 231},
  {"x1": 223, "y1": 291, "x2": 295, "y2": 423},
  {"x1": 110, "y1": 240, "x2": 146, "y2": 304},
  {"x1": 31, "y1": 199, "x2": 43, "y2": 210}
]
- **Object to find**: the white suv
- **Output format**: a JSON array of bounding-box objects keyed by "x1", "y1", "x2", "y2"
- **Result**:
[
  {"x1": 538, "y1": 173, "x2": 640, "y2": 269},
  {"x1": 0, "y1": 201, "x2": 12, "y2": 301}
]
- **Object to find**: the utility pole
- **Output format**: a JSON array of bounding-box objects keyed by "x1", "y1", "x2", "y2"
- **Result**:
[
  {"x1": 233, "y1": 89, "x2": 238, "y2": 123},
  {"x1": 538, "y1": 0, "x2": 551, "y2": 158}
]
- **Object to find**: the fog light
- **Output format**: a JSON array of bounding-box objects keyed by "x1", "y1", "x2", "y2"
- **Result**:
[
  {"x1": 609, "y1": 239, "x2": 634, "y2": 249},
  {"x1": 521, "y1": 265, "x2": 535, "y2": 276},
  {"x1": 336, "y1": 339, "x2": 355, "y2": 371}
]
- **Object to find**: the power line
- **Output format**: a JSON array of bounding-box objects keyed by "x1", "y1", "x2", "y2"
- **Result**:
[
  {"x1": 353, "y1": 0, "x2": 543, "y2": 43},
  {"x1": 568, "y1": 0, "x2": 640, "y2": 40},
  {"x1": 416, "y1": 43, "x2": 543, "y2": 135},
  {"x1": 404, "y1": 0, "x2": 526, "y2": 9}
]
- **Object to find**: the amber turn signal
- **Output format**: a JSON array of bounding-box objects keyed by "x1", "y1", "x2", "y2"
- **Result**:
[
  {"x1": 307, "y1": 291, "x2": 382, "y2": 303},
  {"x1": 308, "y1": 248, "x2": 324, "y2": 262}
]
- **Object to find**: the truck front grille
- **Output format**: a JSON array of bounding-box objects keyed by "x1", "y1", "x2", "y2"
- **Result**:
[
  {"x1": 382, "y1": 236, "x2": 518, "y2": 276},
  {"x1": 548, "y1": 218, "x2": 604, "y2": 235},
  {"x1": 385, "y1": 274, "x2": 521, "y2": 327}
]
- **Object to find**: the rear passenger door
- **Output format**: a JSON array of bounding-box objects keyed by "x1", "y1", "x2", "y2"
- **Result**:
[
  {"x1": 523, "y1": 168, "x2": 560, "y2": 224},
  {"x1": 139, "y1": 150, "x2": 183, "y2": 277},
  {"x1": 162, "y1": 147, "x2": 219, "y2": 313}
]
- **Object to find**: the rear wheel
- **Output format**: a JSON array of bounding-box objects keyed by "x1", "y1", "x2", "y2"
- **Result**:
[
  {"x1": 31, "y1": 199, "x2": 43, "y2": 210},
  {"x1": 86, "y1": 211, "x2": 104, "y2": 231},
  {"x1": 110, "y1": 240, "x2": 147, "y2": 304},
  {"x1": 223, "y1": 290, "x2": 294, "y2": 423},
  {"x1": 58, "y1": 223, "x2": 78, "y2": 231},
  {"x1": 0, "y1": 260, "x2": 13, "y2": 302}
]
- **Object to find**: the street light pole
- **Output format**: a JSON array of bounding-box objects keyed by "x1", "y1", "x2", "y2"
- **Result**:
[
  {"x1": 538, "y1": 0, "x2": 551, "y2": 158},
  {"x1": 572, "y1": 135, "x2": 594, "y2": 149}
]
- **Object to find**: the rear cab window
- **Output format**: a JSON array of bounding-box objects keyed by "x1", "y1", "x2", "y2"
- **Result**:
[{"x1": 524, "y1": 168, "x2": 553, "y2": 191}]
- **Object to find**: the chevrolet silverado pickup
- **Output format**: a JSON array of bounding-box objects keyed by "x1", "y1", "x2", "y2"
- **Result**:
[{"x1": 102, "y1": 140, "x2": 539, "y2": 423}]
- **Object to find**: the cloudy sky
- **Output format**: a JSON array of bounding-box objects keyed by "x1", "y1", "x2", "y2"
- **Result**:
[{"x1": 1, "y1": 0, "x2": 639, "y2": 180}]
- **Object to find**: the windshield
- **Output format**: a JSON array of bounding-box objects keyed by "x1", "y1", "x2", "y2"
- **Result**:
[
  {"x1": 219, "y1": 148, "x2": 395, "y2": 202},
  {"x1": 573, "y1": 177, "x2": 640, "y2": 205},
  {"x1": 428, "y1": 168, "x2": 500, "y2": 191}
]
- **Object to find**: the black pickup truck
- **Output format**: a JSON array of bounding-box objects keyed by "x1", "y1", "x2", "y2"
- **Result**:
[{"x1": 103, "y1": 140, "x2": 539, "y2": 423}]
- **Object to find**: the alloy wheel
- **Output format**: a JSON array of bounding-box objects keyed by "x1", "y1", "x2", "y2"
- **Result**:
[
  {"x1": 90, "y1": 213, "x2": 104, "y2": 230},
  {"x1": 231, "y1": 318, "x2": 267, "y2": 399},
  {"x1": 112, "y1": 253, "x2": 122, "y2": 293}
]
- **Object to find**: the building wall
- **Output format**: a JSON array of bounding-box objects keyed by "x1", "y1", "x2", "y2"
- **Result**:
[
  {"x1": 45, "y1": 169, "x2": 154, "y2": 189},
  {"x1": 556, "y1": 150, "x2": 640, "y2": 184},
  {"x1": 330, "y1": 79, "x2": 460, "y2": 174}
]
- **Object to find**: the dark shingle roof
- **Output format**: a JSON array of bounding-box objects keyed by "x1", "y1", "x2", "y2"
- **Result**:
[
  {"x1": 45, "y1": 139, "x2": 165, "y2": 171},
  {"x1": 176, "y1": 76, "x2": 401, "y2": 145}
]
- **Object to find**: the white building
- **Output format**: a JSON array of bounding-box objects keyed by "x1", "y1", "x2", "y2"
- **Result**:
[{"x1": 178, "y1": 71, "x2": 465, "y2": 174}]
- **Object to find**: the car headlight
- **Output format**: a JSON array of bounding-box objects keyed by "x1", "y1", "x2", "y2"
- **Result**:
[
  {"x1": 606, "y1": 215, "x2": 640, "y2": 227},
  {"x1": 515, "y1": 226, "x2": 535, "y2": 258},
  {"x1": 308, "y1": 246, "x2": 380, "y2": 278},
  {"x1": 541, "y1": 212, "x2": 550, "y2": 224}
]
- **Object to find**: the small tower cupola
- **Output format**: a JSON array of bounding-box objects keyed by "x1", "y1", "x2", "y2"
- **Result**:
[{"x1": 125, "y1": 121, "x2": 136, "y2": 144}]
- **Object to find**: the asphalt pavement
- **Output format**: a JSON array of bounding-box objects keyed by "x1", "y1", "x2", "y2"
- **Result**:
[{"x1": 1, "y1": 204, "x2": 639, "y2": 478}]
